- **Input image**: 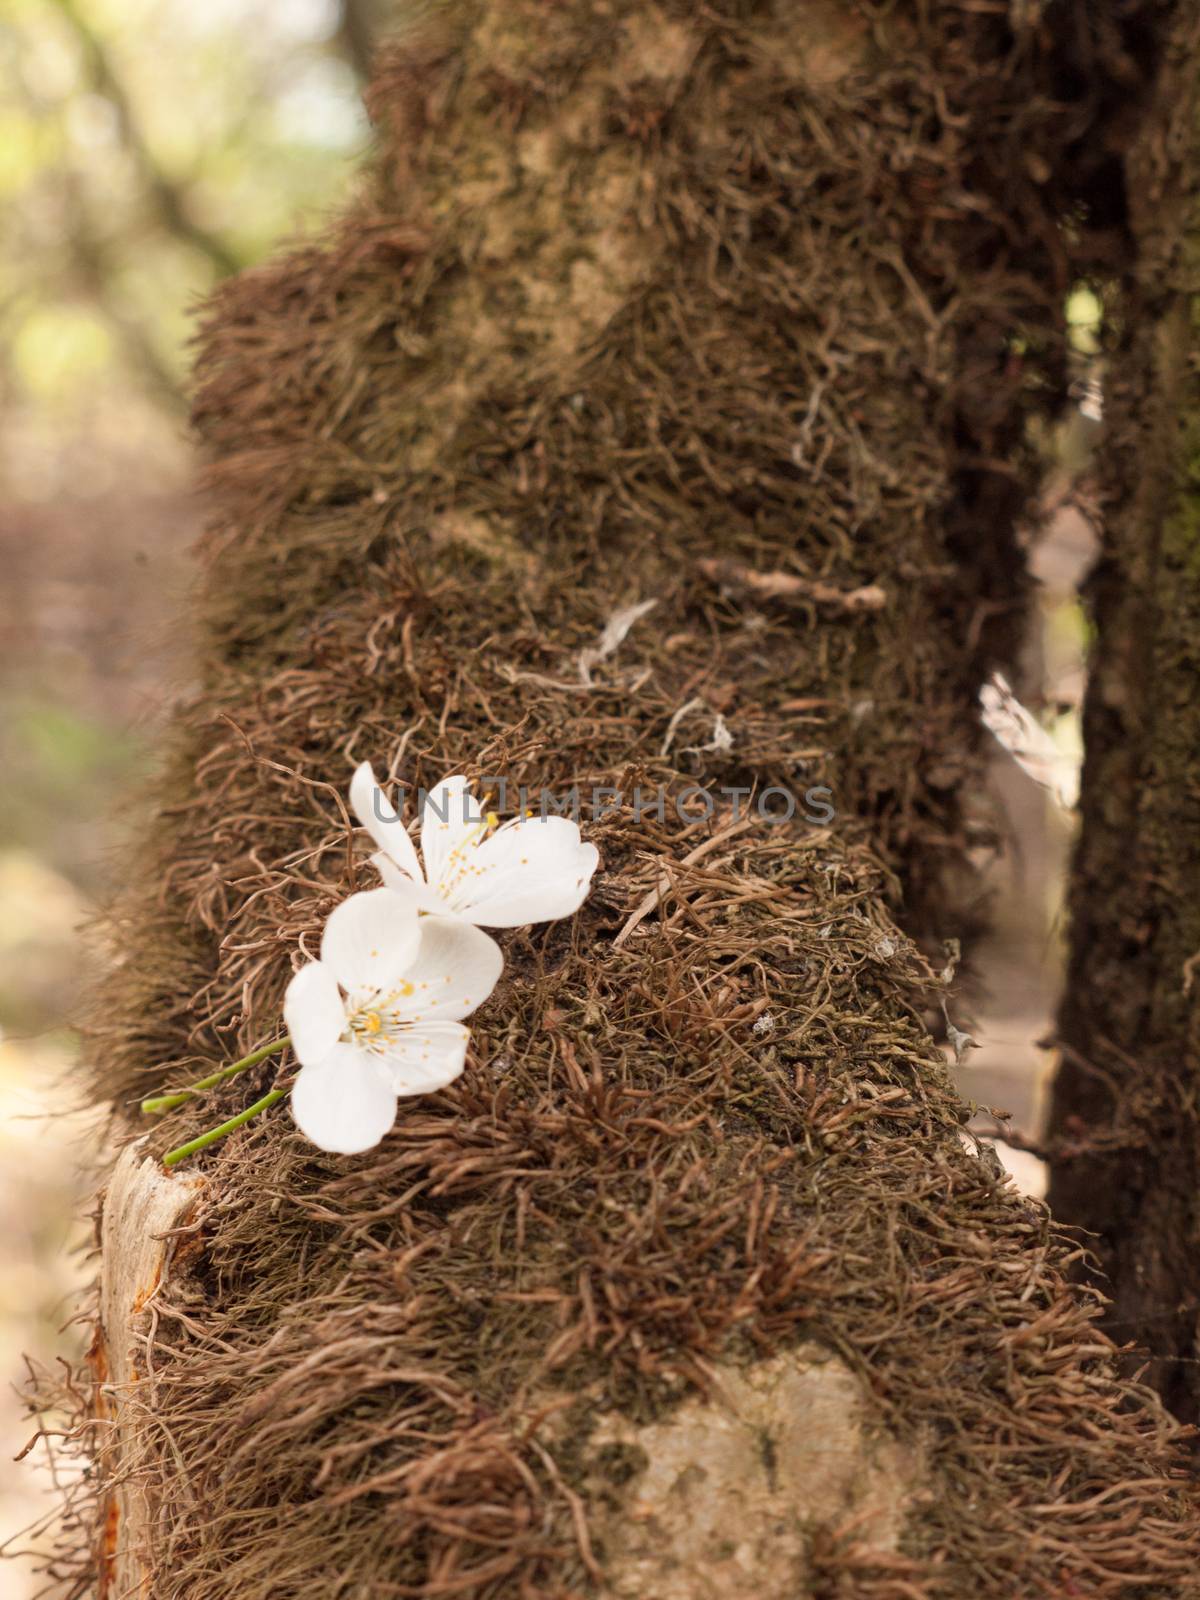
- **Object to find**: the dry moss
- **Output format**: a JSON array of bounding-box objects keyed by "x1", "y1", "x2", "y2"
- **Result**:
[{"x1": 33, "y1": 2, "x2": 1200, "y2": 1596}]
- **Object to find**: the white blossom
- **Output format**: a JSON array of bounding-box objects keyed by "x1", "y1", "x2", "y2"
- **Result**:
[
  {"x1": 350, "y1": 765, "x2": 599, "y2": 928},
  {"x1": 979, "y1": 672, "x2": 1079, "y2": 811},
  {"x1": 283, "y1": 888, "x2": 502, "y2": 1153}
]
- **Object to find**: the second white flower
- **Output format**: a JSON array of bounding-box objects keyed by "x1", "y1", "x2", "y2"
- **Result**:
[{"x1": 283, "y1": 887, "x2": 502, "y2": 1153}]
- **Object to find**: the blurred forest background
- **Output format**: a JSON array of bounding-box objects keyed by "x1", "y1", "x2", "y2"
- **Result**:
[{"x1": 0, "y1": 2, "x2": 384, "y2": 1588}]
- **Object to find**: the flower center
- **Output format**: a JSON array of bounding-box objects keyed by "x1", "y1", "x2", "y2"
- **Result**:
[{"x1": 347, "y1": 981, "x2": 416, "y2": 1050}]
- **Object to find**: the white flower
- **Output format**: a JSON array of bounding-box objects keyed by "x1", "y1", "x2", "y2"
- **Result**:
[
  {"x1": 283, "y1": 888, "x2": 502, "y2": 1153},
  {"x1": 349, "y1": 765, "x2": 599, "y2": 928},
  {"x1": 979, "y1": 671, "x2": 1079, "y2": 811}
]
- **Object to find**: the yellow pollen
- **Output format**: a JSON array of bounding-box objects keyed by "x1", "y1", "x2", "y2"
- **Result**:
[
  {"x1": 397, "y1": 980, "x2": 414, "y2": 997},
  {"x1": 364, "y1": 1011, "x2": 383, "y2": 1035}
]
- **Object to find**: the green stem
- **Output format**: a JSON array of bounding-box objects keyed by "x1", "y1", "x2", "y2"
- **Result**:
[
  {"x1": 162, "y1": 1088, "x2": 288, "y2": 1168},
  {"x1": 141, "y1": 1036, "x2": 290, "y2": 1115}
]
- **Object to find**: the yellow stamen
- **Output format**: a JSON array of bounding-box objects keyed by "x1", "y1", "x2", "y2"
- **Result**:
[{"x1": 364, "y1": 1011, "x2": 382, "y2": 1035}]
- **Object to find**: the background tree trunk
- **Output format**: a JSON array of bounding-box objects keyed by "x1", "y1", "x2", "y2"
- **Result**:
[
  {"x1": 1047, "y1": 8, "x2": 1200, "y2": 1426},
  {"x1": 64, "y1": 3, "x2": 1200, "y2": 1597}
]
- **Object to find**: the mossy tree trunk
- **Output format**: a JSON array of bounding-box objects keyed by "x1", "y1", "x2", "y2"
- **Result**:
[
  {"x1": 73, "y1": 4, "x2": 1200, "y2": 1598},
  {"x1": 1046, "y1": 11, "x2": 1200, "y2": 1424}
]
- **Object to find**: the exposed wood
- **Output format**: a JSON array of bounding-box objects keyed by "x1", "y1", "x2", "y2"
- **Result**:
[{"x1": 94, "y1": 1146, "x2": 206, "y2": 1600}]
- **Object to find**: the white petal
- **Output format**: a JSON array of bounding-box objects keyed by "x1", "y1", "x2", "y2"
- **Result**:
[
  {"x1": 320, "y1": 887, "x2": 421, "y2": 991},
  {"x1": 979, "y1": 674, "x2": 1079, "y2": 811},
  {"x1": 451, "y1": 818, "x2": 599, "y2": 927},
  {"x1": 374, "y1": 1021, "x2": 471, "y2": 1096},
  {"x1": 372, "y1": 852, "x2": 449, "y2": 914},
  {"x1": 387, "y1": 916, "x2": 503, "y2": 1024},
  {"x1": 350, "y1": 762, "x2": 423, "y2": 880},
  {"x1": 420, "y1": 776, "x2": 483, "y2": 888},
  {"x1": 282, "y1": 961, "x2": 345, "y2": 1067},
  {"x1": 290, "y1": 1044, "x2": 397, "y2": 1153}
]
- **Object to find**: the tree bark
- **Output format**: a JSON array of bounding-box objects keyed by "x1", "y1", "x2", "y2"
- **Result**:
[
  {"x1": 1047, "y1": 8, "x2": 1200, "y2": 1425},
  {"x1": 70, "y1": 4, "x2": 1200, "y2": 1597}
]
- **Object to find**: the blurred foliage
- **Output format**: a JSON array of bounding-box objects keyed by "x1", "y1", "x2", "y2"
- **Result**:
[
  {"x1": 0, "y1": 0, "x2": 383, "y2": 501},
  {"x1": 1067, "y1": 284, "x2": 1102, "y2": 355},
  {"x1": 0, "y1": 691, "x2": 148, "y2": 877},
  {"x1": 0, "y1": 0, "x2": 390, "y2": 882}
]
